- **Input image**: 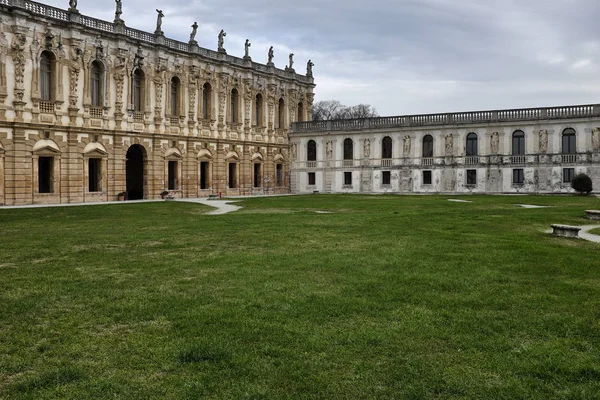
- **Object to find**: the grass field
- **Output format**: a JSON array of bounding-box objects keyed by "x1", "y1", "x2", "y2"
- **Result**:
[{"x1": 1, "y1": 194, "x2": 600, "y2": 399}]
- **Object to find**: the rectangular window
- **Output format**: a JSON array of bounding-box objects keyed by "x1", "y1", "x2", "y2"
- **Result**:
[
  {"x1": 168, "y1": 161, "x2": 177, "y2": 190},
  {"x1": 563, "y1": 168, "x2": 575, "y2": 183},
  {"x1": 200, "y1": 162, "x2": 209, "y2": 189},
  {"x1": 276, "y1": 164, "x2": 283, "y2": 186},
  {"x1": 382, "y1": 171, "x2": 391, "y2": 185},
  {"x1": 513, "y1": 169, "x2": 524, "y2": 185},
  {"x1": 466, "y1": 169, "x2": 477, "y2": 185},
  {"x1": 202, "y1": 90, "x2": 209, "y2": 119},
  {"x1": 308, "y1": 172, "x2": 316, "y2": 186},
  {"x1": 344, "y1": 172, "x2": 352, "y2": 186},
  {"x1": 133, "y1": 75, "x2": 142, "y2": 112},
  {"x1": 40, "y1": 58, "x2": 52, "y2": 101},
  {"x1": 38, "y1": 157, "x2": 54, "y2": 193},
  {"x1": 423, "y1": 170, "x2": 432, "y2": 185},
  {"x1": 228, "y1": 163, "x2": 237, "y2": 188},
  {"x1": 253, "y1": 163, "x2": 261, "y2": 188},
  {"x1": 88, "y1": 158, "x2": 101, "y2": 192}
]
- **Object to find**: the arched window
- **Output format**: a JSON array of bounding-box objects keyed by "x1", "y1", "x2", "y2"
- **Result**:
[
  {"x1": 298, "y1": 102, "x2": 304, "y2": 122},
  {"x1": 422, "y1": 135, "x2": 433, "y2": 157},
  {"x1": 344, "y1": 138, "x2": 353, "y2": 160},
  {"x1": 202, "y1": 83, "x2": 211, "y2": 120},
  {"x1": 278, "y1": 98, "x2": 285, "y2": 129},
  {"x1": 466, "y1": 133, "x2": 478, "y2": 156},
  {"x1": 230, "y1": 89, "x2": 238, "y2": 124},
  {"x1": 382, "y1": 136, "x2": 392, "y2": 159},
  {"x1": 307, "y1": 140, "x2": 317, "y2": 161},
  {"x1": 512, "y1": 130, "x2": 525, "y2": 155},
  {"x1": 90, "y1": 61, "x2": 104, "y2": 107},
  {"x1": 133, "y1": 69, "x2": 144, "y2": 112},
  {"x1": 170, "y1": 77, "x2": 180, "y2": 116},
  {"x1": 40, "y1": 51, "x2": 54, "y2": 101},
  {"x1": 255, "y1": 94, "x2": 263, "y2": 126},
  {"x1": 562, "y1": 128, "x2": 576, "y2": 154}
]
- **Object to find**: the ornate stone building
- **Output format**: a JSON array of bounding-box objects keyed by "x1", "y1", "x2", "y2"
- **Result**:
[
  {"x1": 290, "y1": 106, "x2": 600, "y2": 194},
  {"x1": 0, "y1": 0, "x2": 315, "y2": 205}
]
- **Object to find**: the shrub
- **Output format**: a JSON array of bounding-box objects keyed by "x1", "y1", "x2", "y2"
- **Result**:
[{"x1": 571, "y1": 173, "x2": 593, "y2": 194}]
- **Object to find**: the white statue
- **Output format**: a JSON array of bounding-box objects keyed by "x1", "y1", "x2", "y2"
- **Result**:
[
  {"x1": 403, "y1": 135, "x2": 411, "y2": 156},
  {"x1": 490, "y1": 132, "x2": 499, "y2": 154}
]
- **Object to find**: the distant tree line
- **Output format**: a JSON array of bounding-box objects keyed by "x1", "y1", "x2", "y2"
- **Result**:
[{"x1": 312, "y1": 100, "x2": 379, "y2": 121}]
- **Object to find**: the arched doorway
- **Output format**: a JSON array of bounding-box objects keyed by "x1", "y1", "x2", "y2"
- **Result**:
[{"x1": 126, "y1": 144, "x2": 145, "y2": 200}]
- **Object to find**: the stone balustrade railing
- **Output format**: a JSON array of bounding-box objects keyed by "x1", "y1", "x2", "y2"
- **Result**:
[
  {"x1": 1, "y1": 0, "x2": 313, "y2": 84},
  {"x1": 292, "y1": 153, "x2": 591, "y2": 169},
  {"x1": 293, "y1": 104, "x2": 600, "y2": 133}
]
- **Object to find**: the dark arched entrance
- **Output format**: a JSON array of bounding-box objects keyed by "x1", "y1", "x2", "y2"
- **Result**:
[{"x1": 126, "y1": 145, "x2": 145, "y2": 200}]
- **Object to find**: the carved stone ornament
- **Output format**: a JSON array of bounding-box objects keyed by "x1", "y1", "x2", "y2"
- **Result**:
[
  {"x1": 290, "y1": 142, "x2": 297, "y2": 161},
  {"x1": 539, "y1": 130, "x2": 548, "y2": 153},
  {"x1": 445, "y1": 134, "x2": 453, "y2": 156},
  {"x1": 591, "y1": 128, "x2": 600, "y2": 151},
  {"x1": 10, "y1": 33, "x2": 27, "y2": 88}
]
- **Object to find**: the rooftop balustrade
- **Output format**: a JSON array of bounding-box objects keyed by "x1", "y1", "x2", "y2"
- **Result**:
[{"x1": 292, "y1": 104, "x2": 600, "y2": 133}]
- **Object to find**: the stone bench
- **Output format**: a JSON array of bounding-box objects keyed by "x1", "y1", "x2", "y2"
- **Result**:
[
  {"x1": 208, "y1": 194, "x2": 219, "y2": 200},
  {"x1": 585, "y1": 210, "x2": 600, "y2": 220},
  {"x1": 551, "y1": 224, "x2": 581, "y2": 238}
]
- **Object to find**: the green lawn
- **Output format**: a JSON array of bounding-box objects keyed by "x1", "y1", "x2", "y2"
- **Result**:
[{"x1": 1, "y1": 195, "x2": 600, "y2": 399}]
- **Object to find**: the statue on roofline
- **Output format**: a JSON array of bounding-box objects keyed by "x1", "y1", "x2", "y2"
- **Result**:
[
  {"x1": 114, "y1": 0, "x2": 123, "y2": 22},
  {"x1": 307, "y1": 59, "x2": 314, "y2": 76},
  {"x1": 244, "y1": 39, "x2": 251, "y2": 59},
  {"x1": 267, "y1": 46, "x2": 274, "y2": 65},
  {"x1": 218, "y1": 29, "x2": 226, "y2": 52},
  {"x1": 190, "y1": 22, "x2": 198, "y2": 42},
  {"x1": 155, "y1": 9, "x2": 164, "y2": 35}
]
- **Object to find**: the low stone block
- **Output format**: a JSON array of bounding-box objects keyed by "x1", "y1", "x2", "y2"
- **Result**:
[
  {"x1": 551, "y1": 224, "x2": 581, "y2": 238},
  {"x1": 584, "y1": 210, "x2": 600, "y2": 220}
]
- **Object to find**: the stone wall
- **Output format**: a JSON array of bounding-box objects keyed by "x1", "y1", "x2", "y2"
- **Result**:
[{"x1": 290, "y1": 117, "x2": 600, "y2": 194}]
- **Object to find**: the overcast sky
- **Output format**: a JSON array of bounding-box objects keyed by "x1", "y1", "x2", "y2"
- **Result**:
[{"x1": 45, "y1": 0, "x2": 600, "y2": 116}]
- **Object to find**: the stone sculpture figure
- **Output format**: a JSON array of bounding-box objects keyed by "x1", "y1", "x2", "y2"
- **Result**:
[
  {"x1": 114, "y1": 0, "x2": 123, "y2": 22},
  {"x1": 326, "y1": 140, "x2": 333, "y2": 160},
  {"x1": 190, "y1": 22, "x2": 198, "y2": 42},
  {"x1": 445, "y1": 134, "x2": 453, "y2": 156},
  {"x1": 288, "y1": 53, "x2": 294, "y2": 70},
  {"x1": 592, "y1": 128, "x2": 600, "y2": 151},
  {"x1": 363, "y1": 138, "x2": 370, "y2": 157},
  {"x1": 155, "y1": 9, "x2": 164, "y2": 35},
  {"x1": 267, "y1": 46, "x2": 274, "y2": 64},
  {"x1": 307, "y1": 59, "x2": 314, "y2": 76},
  {"x1": 218, "y1": 30, "x2": 226, "y2": 52},
  {"x1": 490, "y1": 132, "x2": 499, "y2": 154},
  {"x1": 403, "y1": 135, "x2": 411, "y2": 156},
  {"x1": 290, "y1": 142, "x2": 297, "y2": 161},
  {"x1": 539, "y1": 129, "x2": 548, "y2": 153},
  {"x1": 244, "y1": 39, "x2": 251, "y2": 58}
]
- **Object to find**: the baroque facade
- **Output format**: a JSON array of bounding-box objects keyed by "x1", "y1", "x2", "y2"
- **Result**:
[
  {"x1": 290, "y1": 106, "x2": 600, "y2": 194},
  {"x1": 0, "y1": 0, "x2": 315, "y2": 205}
]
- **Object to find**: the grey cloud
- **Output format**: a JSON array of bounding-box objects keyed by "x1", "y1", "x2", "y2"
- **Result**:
[{"x1": 43, "y1": 0, "x2": 600, "y2": 115}]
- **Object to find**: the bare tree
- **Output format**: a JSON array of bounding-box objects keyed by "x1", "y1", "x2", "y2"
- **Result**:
[{"x1": 312, "y1": 100, "x2": 378, "y2": 121}]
